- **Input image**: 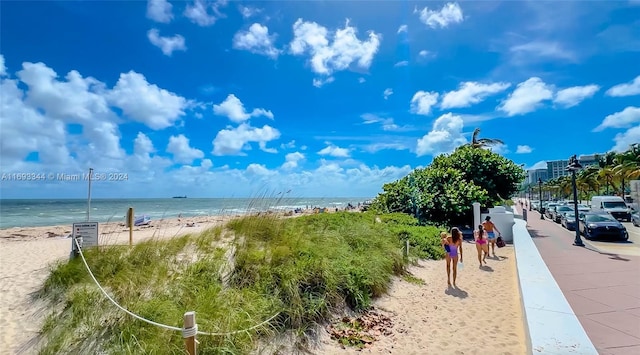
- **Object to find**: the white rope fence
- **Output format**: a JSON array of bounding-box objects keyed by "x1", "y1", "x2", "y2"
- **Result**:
[{"x1": 73, "y1": 238, "x2": 281, "y2": 337}]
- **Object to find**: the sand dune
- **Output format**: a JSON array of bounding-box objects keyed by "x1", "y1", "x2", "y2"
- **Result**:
[
  {"x1": 1, "y1": 220, "x2": 526, "y2": 354},
  {"x1": 0, "y1": 215, "x2": 231, "y2": 354}
]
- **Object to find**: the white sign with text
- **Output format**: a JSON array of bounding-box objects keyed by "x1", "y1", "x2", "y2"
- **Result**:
[{"x1": 73, "y1": 222, "x2": 99, "y2": 248}]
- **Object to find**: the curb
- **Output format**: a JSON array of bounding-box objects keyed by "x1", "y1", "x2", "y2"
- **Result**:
[{"x1": 513, "y1": 219, "x2": 598, "y2": 354}]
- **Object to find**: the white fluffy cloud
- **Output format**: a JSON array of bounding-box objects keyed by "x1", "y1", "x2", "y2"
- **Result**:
[
  {"x1": 108, "y1": 71, "x2": 188, "y2": 130},
  {"x1": 605, "y1": 75, "x2": 640, "y2": 97},
  {"x1": 516, "y1": 145, "x2": 533, "y2": 154},
  {"x1": 146, "y1": 0, "x2": 173, "y2": 23},
  {"x1": 0, "y1": 56, "x2": 417, "y2": 199},
  {"x1": 594, "y1": 106, "x2": 640, "y2": 132},
  {"x1": 212, "y1": 94, "x2": 274, "y2": 123},
  {"x1": 440, "y1": 81, "x2": 511, "y2": 109},
  {"x1": 281, "y1": 152, "x2": 305, "y2": 170},
  {"x1": 383, "y1": 88, "x2": 393, "y2": 100},
  {"x1": 167, "y1": 134, "x2": 204, "y2": 164},
  {"x1": 147, "y1": 29, "x2": 187, "y2": 56},
  {"x1": 397, "y1": 25, "x2": 408, "y2": 33},
  {"x1": 184, "y1": 0, "x2": 227, "y2": 27},
  {"x1": 612, "y1": 126, "x2": 640, "y2": 152},
  {"x1": 498, "y1": 77, "x2": 553, "y2": 116},
  {"x1": 553, "y1": 84, "x2": 600, "y2": 108},
  {"x1": 233, "y1": 23, "x2": 280, "y2": 59},
  {"x1": 416, "y1": 113, "x2": 467, "y2": 156},
  {"x1": 410, "y1": 91, "x2": 439, "y2": 115},
  {"x1": 318, "y1": 144, "x2": 351, "y2": 158},
  {"x1": 289, "y1": 19, "x2": 381, "y2": 77},
  {"x1": 415, "y1": 2, "x2": 464, "y2": 29},
  {"x1": 394, "y1": 61, "x2": 409, "y2": 67},
  {"x1": 212, "y1": 123, "x2": 280, "y2": 156}
]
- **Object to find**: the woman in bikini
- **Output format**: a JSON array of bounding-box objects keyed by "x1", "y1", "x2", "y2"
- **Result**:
[
  {"x1": 442, "y1": 227, "x2": 463, "y2": 287},
  {"x1": 482, "y1": 216, "x2": 501, "y2": 257},
  {"x1": 475, "y1": 224, "x2": 489, "y2": 267}
]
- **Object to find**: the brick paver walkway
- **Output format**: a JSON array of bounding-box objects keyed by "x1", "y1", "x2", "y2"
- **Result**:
[{"x1": 517, "y1": 204, "x2": 640, "y2": 355}]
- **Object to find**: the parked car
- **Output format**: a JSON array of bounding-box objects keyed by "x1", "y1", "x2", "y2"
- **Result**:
[
  {"x1": 553, "y1": 205, "x2": 574, "y2": 223},
  {"x1": 632, "y1": 212, "x2": 640, "y2": 227},
  {"x1": 545, "y1": 204, "x2": 557, "y2": 219},
  {"x1": 561, "y1": 211, "x2": 578, "y2": 230},
  {"x1": 531, "y1": 200, "x2": 540, "y2": 211},
  {"x1": 578, "y1": 212, "x2": 629, "y2": 241}
]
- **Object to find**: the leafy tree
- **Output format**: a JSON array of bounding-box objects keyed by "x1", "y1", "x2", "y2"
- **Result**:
[
  {"x1": 371, "y1": 145, "x2": 525, "y2": 226},
  {"x1": 430, "y1": 145, "x2": 526, "y2": 204}
]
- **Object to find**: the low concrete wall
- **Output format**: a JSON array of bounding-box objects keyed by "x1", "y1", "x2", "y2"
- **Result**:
[{"x1": 512, "y1": 219, "x2": 598, "y2": 354}]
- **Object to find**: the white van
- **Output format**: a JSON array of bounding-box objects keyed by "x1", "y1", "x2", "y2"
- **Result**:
[{"x1": 590, "y1": 196, "x2": 633, "y2": 221}]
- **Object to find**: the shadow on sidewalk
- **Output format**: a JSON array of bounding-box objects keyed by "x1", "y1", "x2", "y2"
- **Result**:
[
  {"x1": 479, "y1": 265, "x2": 493, "y2": 272},
  {"x1": 526, "y1": 228, "x2": 550, "y2": 238}
]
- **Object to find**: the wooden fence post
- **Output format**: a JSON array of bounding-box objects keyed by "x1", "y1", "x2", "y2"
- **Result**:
[
  {"x1": 184, "y1": 311, "x2": 197, "y2": 355},
  {"x1": 127, "y1": 207, "x2": 134, "y2": 246}
]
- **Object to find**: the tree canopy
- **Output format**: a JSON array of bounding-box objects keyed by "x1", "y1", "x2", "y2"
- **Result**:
[{"x1": 371, "y1": 145, "x2": 526, "y2": 226}]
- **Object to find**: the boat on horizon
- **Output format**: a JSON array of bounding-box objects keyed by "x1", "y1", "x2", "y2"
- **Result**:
[{"x1": 172, "y1": 196, "x2": 187, "y2": 199}]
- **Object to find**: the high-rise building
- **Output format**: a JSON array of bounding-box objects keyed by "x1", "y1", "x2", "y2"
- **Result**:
[
  {"x1": 527, "y1": 169, "x2": 548, "y2": 184},
  {"x1": 544, "y1": 153, "x2": 604, "y2": 179}
]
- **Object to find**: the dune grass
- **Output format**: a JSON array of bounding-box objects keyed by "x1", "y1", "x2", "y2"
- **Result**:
[{"x1": 37, "y1": 211, "x2": 443, "y2": 354}]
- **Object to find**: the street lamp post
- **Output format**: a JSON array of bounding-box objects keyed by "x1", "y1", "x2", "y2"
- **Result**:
[
  {"x1": 538, "y1": 178, "x2": 544, "y2": 220},
  {"x1": 529, "y1": 187, "x2": 532, "y2": 211},
  {"x1": 566, "y1": 155, "x2": 585, "y2": 247}
]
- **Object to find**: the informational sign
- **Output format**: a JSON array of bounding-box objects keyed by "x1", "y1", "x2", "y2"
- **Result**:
[{"x1": 73, "y1": 222, "x2": 99, "y2": 248}]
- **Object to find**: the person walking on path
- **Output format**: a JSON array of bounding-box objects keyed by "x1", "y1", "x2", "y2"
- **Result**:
[
  {"x1": 442, "y1": 228, "x2": 463, "y2": 287},
  {"x1": 482, "y1": 216, "x2": 501, "y2": 257},
  {"x1": 474, "y1": 224, "x2": 489, "y2": 267}
]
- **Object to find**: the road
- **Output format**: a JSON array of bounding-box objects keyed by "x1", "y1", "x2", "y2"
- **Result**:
[{"x1": 536, "y1": 212, "x2": 640, "y2": 256}]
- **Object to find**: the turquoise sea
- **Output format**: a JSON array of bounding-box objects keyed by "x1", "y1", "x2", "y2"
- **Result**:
[{"x1": 0, "y1": 197, "x2": 370, "y2": 229}]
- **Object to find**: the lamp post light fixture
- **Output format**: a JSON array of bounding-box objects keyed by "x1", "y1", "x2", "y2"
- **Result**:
[{"x1": 566, "y1": 155, "x2": 584, "y2": 247}]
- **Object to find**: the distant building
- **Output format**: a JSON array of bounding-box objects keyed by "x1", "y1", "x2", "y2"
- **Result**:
[
  {"x1": 578, "y1": 154, "x2": 601, "y2": 168},
  {"x1": 527, "y1": 169, "x2": 548, "y2": 184},
  {"x1": 545, "y1": 154, "x2": 603, "y2": 179},
  {"x1": 547, "y1": 160, "x2": 570, "y2": 179}
]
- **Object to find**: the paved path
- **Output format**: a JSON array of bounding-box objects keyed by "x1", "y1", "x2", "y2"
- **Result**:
[{"x1": 518, "y1": 205, "x2": 640, "y2": 355}]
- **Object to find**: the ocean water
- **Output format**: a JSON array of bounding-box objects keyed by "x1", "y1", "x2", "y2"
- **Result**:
[{"x1": 0, "y1": 197, "x2": 371, "y2": 229}]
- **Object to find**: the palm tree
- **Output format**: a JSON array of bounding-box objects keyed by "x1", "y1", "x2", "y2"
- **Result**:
[
  {"x1": 613, "y1": 147, "x2": 640, "y2": 196},
  {"x1": 468, "y1": 128, "x2": 504, "y2": 149}
]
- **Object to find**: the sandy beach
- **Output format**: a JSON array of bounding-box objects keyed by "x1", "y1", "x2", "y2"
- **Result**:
[
  {"x1": 318, "y1": 241, "x2": 527, "y2": 355},
  {"x1": 1, "y1": 219, "x2": 526, "y2": 354}
]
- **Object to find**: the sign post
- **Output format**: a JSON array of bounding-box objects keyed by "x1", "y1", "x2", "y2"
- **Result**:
[{"x1": 70, "y1": 222, "x2": 99, "y2": 259}]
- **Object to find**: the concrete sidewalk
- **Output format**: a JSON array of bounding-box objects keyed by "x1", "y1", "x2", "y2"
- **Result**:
[{"x1": 519, "y1": 205, "x2": 640, "y2": 355}]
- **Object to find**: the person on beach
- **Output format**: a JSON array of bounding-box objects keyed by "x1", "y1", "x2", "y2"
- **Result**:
[
  {"x1": 482, "y1": 216, "x2": 501, "y2": 257},
  {"x1": 441, "y1": 228, "x2": 463, "y2": 287},
  {"x1": 475, "y1": 224, "x2": 489, "y2": 267}
]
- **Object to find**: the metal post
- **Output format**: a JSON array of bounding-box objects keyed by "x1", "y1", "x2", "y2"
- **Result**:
[
  {"x1": 86, "y1": 168, "x2": 93, "y2": 222},
  {"x1": 538, "y1": 178, "x2": 544, "y2": 220},
  {"x1": 529, "y1": 187, "x2": 532, "y2": 211},
  {"x1": 566, "y1": 156, "x2": 584, "y2": 247},
  {"x1": 571, "y1": 169, "x2": 584, "y2": 246}
]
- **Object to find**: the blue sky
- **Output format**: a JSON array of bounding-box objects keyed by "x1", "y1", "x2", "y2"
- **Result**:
[{"x1": 1, "y1": 0, "x2": 639, "y2": 199}]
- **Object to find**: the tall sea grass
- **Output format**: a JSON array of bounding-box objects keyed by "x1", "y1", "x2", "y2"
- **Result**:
[{"x1": 36, "y1": 210, "x2": 442, "y2": 354}]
